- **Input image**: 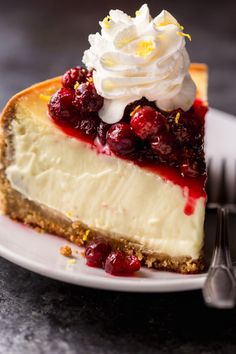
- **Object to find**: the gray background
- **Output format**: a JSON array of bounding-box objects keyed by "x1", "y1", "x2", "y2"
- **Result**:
[{"x1": 1, "y1": 0, "x2": 236, "y2": 353}]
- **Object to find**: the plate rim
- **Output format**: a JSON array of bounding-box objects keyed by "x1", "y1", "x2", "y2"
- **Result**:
[{"x1": 0, "y1": 231, "x2": 206, "y2": 293}]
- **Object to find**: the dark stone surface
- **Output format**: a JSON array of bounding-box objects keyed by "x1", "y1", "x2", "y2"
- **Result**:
[
  {"x1": 1, "y1": 1, "x2": 236, "y2": 353},
  {"x1": 0, "y1": 256, "x2": 235, "y2": 354}
]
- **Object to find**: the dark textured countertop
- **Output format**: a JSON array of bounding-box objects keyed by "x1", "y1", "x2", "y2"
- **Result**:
[{"x1": 1, "y1": 1, "x2": 236, "y2": 353}]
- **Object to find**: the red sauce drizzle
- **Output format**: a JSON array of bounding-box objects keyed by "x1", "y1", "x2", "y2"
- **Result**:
[{"x1": 136, "y1": 162, "x2": 206, "y2": 215}]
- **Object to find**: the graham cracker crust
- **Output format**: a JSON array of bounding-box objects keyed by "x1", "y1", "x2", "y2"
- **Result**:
[{"x1": 0, "y1": 72, "x2": 206, "y2": 275}]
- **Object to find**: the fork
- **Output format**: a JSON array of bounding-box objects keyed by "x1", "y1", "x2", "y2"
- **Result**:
[{"x1": 202, "y1": 159, "x2": 236, "y2": 308}]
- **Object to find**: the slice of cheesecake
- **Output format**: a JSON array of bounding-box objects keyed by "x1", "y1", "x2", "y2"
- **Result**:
[{"x1": 0, "y1": 63, "x2": 207, "y2": 274}]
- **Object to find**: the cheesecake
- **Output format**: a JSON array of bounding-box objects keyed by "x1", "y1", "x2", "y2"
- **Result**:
[{"x1": 0, "y1": 5, "x2": 208, "y2": 274}]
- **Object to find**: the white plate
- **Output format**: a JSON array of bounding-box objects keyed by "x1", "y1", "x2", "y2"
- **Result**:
[{"x1": 0, "y1": 108, "x2": 235, "y2": 292}]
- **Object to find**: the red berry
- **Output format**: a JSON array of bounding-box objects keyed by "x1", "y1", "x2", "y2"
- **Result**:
[
  {"x1": 138, "y1": 144, "x2": 156, "y2": 163},
  {"x1": 61, "y1": 67, "x2": 88, "y2": 88},
  {"x1": 131, "y1": 106, "x2": 166, "y2": 140},
  {"x1": 73, "y1": 82, "x2": 104, "y2": 113},
  {"x1": 86, "y1": 69, "x2": 94, "y2": 80},
  {"x1": 180, "y1": 162, "x2": 199, "y2": 178},
  {"x1": 107, "y1": 123, "x2": 138, "y2": 156},
  {"x1": 151, "y1": 133, "x2": 175, "y2": 157},
  {"x1": 181, "y1": 146, "x2": 195, "y2": 161},
  {"x1": 97, "y1": 121, "x2": 110, "y2": 145},
  {"x1": 122, "y1": 97, "x2": 152, "y2": 121},
  {"x1": 180, "y1": 158, "x2": 205, "y2": 178},
  {"x1": 85, "y1": 239, "x2": 112, "y2": 268},
  {"x1": 104, "y1": 252, "x2": 140, "y2": 275},
  {"x1": 78, "y1": 114, "x2": 100, "y2": 138},
  {"x1": 48, "y1": 88, "x2": 80, "y2": 125},
  {"x1": 193, "y1": 99, "x2": 208, "y2": 120},
  {"x1": 170, "y1": 111, "x2": 202, "y2": 144}
]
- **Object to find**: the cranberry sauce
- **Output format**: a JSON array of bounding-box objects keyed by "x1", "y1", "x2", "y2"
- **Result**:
[{"x1": 48, "y1": 66, "x2": 208, "y2": 213}]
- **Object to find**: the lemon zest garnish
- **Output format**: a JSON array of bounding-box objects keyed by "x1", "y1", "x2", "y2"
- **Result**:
[
  {"x1": 135, "y1": 9, "x2": 141, "y2": 17},
  {"x1": 130, "y1": 105, "x2": 141, "y2": 117},
  {"x1": 66, "y1": 210, "x2": 73, "y2": 218},
  {"x1": 157, "y1": 21, "x2": 174, "y2": 27},
  {"x1": 156, "y1": 21, "x2": 184, "y2": 31},
  {"x1": 39, "y1": 94, "x2": 51, "y2": 102},
  {"x1": 103, "y1": 15, "x2": 111, "y2": 29},
  {"x1": 67, "y1": 259, "x2": 76, "y2": 265},
  {"x1": 87, "y1": 77, "x2": 93, "y2": 83},
  {"x1": 136, "y1": 40, "x2": 154, "y2": 57},
  {"x1": 74, "y1": 81, "x2": 79, "y2": 90},
  {"x1": 156, "y1": 20, "x2": 181, "y2": 28},
  {"x1": 176, "y1": 31, "x2": 192, "y2": 41},
  {"x1": 175, "y1": 112, "x2": 181, "y2": 124},
  {"x1": 83, "y1": 229, "x2": 90, "y2": 242}
]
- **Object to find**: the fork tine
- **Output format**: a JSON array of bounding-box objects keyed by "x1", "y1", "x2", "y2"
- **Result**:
[
  {"x1": 218, "y1": 159, "x2": 228, "y2": 204},
  {"x1": 206, "y1": 158, "x2": 214, "y2": 203}
]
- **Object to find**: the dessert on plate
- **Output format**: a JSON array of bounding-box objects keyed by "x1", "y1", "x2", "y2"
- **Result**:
[{"x1": 0, "y1": 4, "x2": 208, "y2": 274}]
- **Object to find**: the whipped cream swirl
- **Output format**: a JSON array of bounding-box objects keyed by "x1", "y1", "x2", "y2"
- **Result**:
[{"x1": 82, "y1": 4, "x2": 196, "y2": 124}]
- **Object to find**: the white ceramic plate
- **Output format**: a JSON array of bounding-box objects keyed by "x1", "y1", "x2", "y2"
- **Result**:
[{"x1": 0, "y1": 108, "x2": 235, "y2": 292}]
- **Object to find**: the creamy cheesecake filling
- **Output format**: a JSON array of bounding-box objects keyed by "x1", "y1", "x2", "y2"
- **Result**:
[{"x1": 6, "y1": 104, "x2": 205, "y2": 259}]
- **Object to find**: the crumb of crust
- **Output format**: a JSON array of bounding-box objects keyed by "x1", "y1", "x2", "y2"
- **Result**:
[
  {"x1": 35, "y1": 226, "x2": 45, "y2": 233},
  {"x1": 72, "y1": 221, "x2": 81, "y2": 229},
  {"x1": 146, "y1": 256, "x2": 157, "y2": 268},
  {"x1": 60, "y1": 245, "x2": 72, "y2": 257},
  {"x1": 80, "y1": 251, "x2": 85, "y2": 258}
]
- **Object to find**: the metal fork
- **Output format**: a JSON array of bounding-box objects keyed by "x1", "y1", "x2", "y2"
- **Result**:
[{"x1": 202, "y1": 159, "x2": 236, "y2": 308}]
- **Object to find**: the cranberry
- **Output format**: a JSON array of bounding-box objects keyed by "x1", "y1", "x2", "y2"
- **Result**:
[
  {"x1": 62, "y1": 67, "x2": 88, "y2": 88},
  {"x1": 137, "y1": 143, "x2": 156, "y2": 163},
  {"x1": 107, "y1": 123, "x2": 138, "y2": 156},
  {"x1": 151, "y1": 132, "x2": 175, "y2": 157},
  {"x1": 122, "y1": 97, "x2": 153, "y2": 120},
  {"x1": 181, "y1": 146, "x2": 197, "y2": 161},
  {"x1": 85, "y1": 239, "x2": 112, "y2": 268},
  {"x1": 104, "y1": 252, "x2": 141, "y2": 275},
  {"x1": 78, "y1": 114, "x2": 100, "y2": 138},
  {"x1": 180, "y1": 158, "x2": 205, "y2": 178},
  {"x1": 169, "y1": 111, "x2": 202, "y2": 144},
  {"x1": 73, "y1": 82, "x2": 104, "y2": 113},
  {"x1": 48, "y1": 88, "x2": 80, "y2": 126},
  {"x1": 193, "y1": 99, "x2": 208, "y2": 120},
  {"x1": 86, "y1": 69, "x2": 94, "y2": 81},
  {"x1": 131, "y1": 106, "x2": 166, "y2": 140},
  {"x1": 97, "y1": 121, "x2": 110, "y2": 145}
]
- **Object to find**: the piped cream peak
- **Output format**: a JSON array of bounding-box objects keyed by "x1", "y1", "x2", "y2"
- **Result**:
[{"x1": 83, "y1": 4, "x2": 196, "y2": 124}]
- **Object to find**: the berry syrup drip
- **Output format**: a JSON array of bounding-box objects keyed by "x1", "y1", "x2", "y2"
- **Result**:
[
  {"x1": 48, "y1": 66, "x2": 208, "y2": 215},
  {"x1": 139, "y1": 163, "x2": 206, "y2": 215}
]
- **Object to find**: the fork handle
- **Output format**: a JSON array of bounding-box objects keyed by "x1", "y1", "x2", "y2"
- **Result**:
[{"x1": 203, "y1": 207, "x2": 236, "y2": 308}]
